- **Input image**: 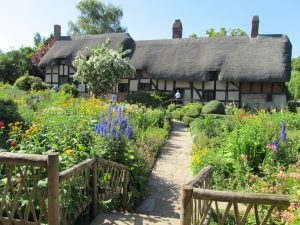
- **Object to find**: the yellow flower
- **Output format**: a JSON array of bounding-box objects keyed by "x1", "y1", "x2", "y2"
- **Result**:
[{"x1": 66, "y1": 150, "x2": 74, "y2": 156}]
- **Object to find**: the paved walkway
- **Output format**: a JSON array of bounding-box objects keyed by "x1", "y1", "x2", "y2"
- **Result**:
[{"x1": 91, "y1": 121, "x2": 193, "y2": 225}]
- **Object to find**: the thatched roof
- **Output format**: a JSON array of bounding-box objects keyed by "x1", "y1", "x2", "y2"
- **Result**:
[
  {"x1": 39, "y1": 33, "x2": 291, "y2": 82},
  {"x1": 38, "y1": 33, "x2": 135, "y2": 67},
  {"x1": 131, "y1": 35, "x2": 291, "y2": 82}
]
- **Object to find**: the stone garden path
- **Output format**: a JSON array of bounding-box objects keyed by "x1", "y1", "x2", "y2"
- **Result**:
[{"x1": 91, "y1": 121, "x2": 193, "y2": 225}]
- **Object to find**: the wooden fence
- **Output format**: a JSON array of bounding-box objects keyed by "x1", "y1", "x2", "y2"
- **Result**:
[
  {"x1": 180, "y1": 166, "x2": 291, "y2": 225},
  {"x1": 0, "y1": 152, "x2": 129, "y2": 225}
]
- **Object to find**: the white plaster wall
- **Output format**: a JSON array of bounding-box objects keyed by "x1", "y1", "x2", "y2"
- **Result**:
[
  {"x1": 166, "y1": 80, "x2": 173, "y2": 91},
  {"x1": 130, "y1": 80, "x2": 138, "y2": 91},
  {"x1": 158, "y1": 80, "x2": 165, "y2": 90},
  {"x1": 193, "y1": 81, "x2": 202, "y2": 89},
  {"x1": 204, "y1": 81, "x2": 214, "y2": 89},
  {"x1": 69, "y1": 66, "x2": 76, "y2": 73},
  {"x1": 46, "y1": 67, "x2": 51, "y2": 73},
  {"x1": 193, "y1": 90, "x2": 200, "y2": 100},
  {"x1": 216, "y1": 81, "x2": 226, "y2": 89},
  {"x1": 119, "y1": 79, "x2": 128, "y2": 83},
  {"x1": 228, "y1": 91, "x2": 239, "y2": 101},
  {"x1": 45, "y1": 75, "x2": 51, "y2": 83},
  {"x1": 184, "y1": 90, "x2": 191, "y2": 100},
  {"x1": 59, "y1": 65, "x2": 64, "y2": 75},
  {"x1": 78, "y1": 84, "x2": 86, "y2": 92},
  {"x1": 64, "y1": 66, "x2": 68, "y2": 75},
  {"x1": 228, "y1": 82, "x2": 239, "y2": 89},
  {"x1": 52, "y1": 74, "x2": 58, "y2": 83},
  {"x1": 216, "y1": 91, "x2": 225, "y2": 101},
  {"x1": 176, "y1": 80, "x2": 189, "y2": 88},
  {"x1": 52, "y1": 66, "x2": 58, "y2": 73},
  {"x1": 140, "y1": 79, "x2": 150, "y2": 83},
  {"x1": 241, "y1": 94, "x2": 287, "y2": 109}
]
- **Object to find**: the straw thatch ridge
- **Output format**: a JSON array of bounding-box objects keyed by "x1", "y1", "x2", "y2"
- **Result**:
[
  {"x1": 131, "y1": 35, "x2": 291, "y2": 82},
  {"x1": 38, "y1": 33, "x2": 135, "y2": 67},
  {"x1": 39, "y1": 33, "x2": 291, "y2": 82}
]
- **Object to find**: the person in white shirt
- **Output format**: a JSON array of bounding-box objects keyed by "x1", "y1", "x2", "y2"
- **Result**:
[{"x1": 175, "y1": 90, "x2": 181, "y2": 104}]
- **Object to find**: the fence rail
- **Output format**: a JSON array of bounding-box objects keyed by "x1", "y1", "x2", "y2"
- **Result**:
[
  {"x1": 0, "y1": 152, "x2": 129, "y2": 225},
  {"x1": 180, "y1": 166, "x2": 291, "y2": 225}
]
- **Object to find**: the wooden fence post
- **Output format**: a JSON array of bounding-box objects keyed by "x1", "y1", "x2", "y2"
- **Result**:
[
  {"x1": 180, "y1": 185, "x2": 193, "y2": 225},
  {"x1": 90, "y1": 160, "x2": 98, "y2": 220},
  {"x1": 122, "y1": 170, "x2": 129, "y2": 209},
  {"x1": 47, "y1": 153, "x2": 60, "y2": 225}
]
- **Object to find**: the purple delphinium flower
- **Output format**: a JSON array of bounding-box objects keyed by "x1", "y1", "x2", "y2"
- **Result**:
[
  {"x1": 116, "y1": 131, "x2": 120, "y2": 139},
  {"x1": 120, "y1": 117, "x2": 128, "y2": 131},
  {"x1": 101, "y1": 112, "x2": 105, "y2": 124},
  {"x1": 111, "y1": 95, "x2": 117, "y2": 102},
  {"x1": 281, "y1": 122, "x2": 287, "y2": 142},
  {"x1": 125, "y1": 124, "x2": 133, "y2": 139}
]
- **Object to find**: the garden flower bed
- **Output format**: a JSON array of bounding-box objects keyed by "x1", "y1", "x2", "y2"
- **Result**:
[
  {"x1": 190, "y1": 106, "x2": 300, "y2": 224},
  {"x1": 0, "y1": 85, "x2": 171, "y2": 213}
]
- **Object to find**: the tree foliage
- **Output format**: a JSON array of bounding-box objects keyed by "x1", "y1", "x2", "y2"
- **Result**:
[
  {"x1": 288, "y1": 56, "x2": 300, "y2": 100},
  {"x1": 68, "y1": 0, "x2": 126, "y2": 36},
  {"x1": 73, "y1": 39, "x2": 135, "y2": 97},
  {"x1": 206, "y1": 27, "x2": 247, "y2": 37},
  {"x1": 292, "y1": 56, "x2": 300, "y2": 71}
]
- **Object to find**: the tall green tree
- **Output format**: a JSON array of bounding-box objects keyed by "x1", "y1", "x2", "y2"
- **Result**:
[
  {"x1": 206, "y1": 27, "x2": 247, "y2": 37},
  {"x1": 287, "y1": 56, "x2": 300, "y2": 100},
  {"x1": 68, "y1": 0, "x2": 126, "y2": 36},
  {"x1": 73, "y1": 39, "x2": 135, "y2": 97}
]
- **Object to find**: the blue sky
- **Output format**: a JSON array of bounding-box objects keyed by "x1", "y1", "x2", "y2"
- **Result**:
[{"x1": 1, "y1": 0, "x2": 299, "y2": 57}]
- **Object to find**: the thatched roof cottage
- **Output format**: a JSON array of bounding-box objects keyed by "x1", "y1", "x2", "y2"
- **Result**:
[{"x1": 39, "y1": 16, "x2": 292, "y2": 108}]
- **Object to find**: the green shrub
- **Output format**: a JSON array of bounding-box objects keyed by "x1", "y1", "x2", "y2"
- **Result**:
[
  {"x1": 31, "y1": 81, "x2": 49, "y2": 91},
  {"x1": 202, "y1": 100, "x2": 225, "y2": 114},
  {"x1": 0, "y1": 99, "x2": 22, "y2": 125},
  {"x1": 167, "y1": 103, "x2": 176, "y2": 112},
  {"x1": 61, "y1": 83, "x2": 79, "y2": 97},
  {"x1": 182, "y1": 115, "x2": 194, "y2": 126},
  {"x1": 183, "y1": 102, "x2": 202, "y2": 113},
  {"x1": 14, "y1": 73, "x2": 35, "y2": 91},
  {"x1": 126, "y1": 90, "x2": 171, "y2": 107},
  {"x1": 14, "y1": 73, "x2": 48, "y2": 91},
  {"x1": 185, "y1": 107, "x2": 200, "y2": 118},
  {"x1": 172, "y1": 108, "x2": 184, "y2": 120},
  {"x1": 287, "y1": 100, "x2": 300, "y2": 113}
]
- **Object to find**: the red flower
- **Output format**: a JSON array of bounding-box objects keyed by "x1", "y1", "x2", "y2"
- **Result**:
[
  {"x1": 9, "y1": 140, "x2": 17, "y2": 147},
  {"x1": 0, "y1": 121, "x2": 4, "y2": 128}
]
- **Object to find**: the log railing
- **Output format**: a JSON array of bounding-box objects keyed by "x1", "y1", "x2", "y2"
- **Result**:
[
  {"x1": 180, "y1": 166, "x2": 291, "y2": 225},
  {"x1": 0, "y1": 152, "x2": 129, "y2": 225}
]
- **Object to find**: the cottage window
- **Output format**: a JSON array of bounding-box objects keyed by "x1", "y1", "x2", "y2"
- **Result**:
[
  {"x1": 208, "y1": 71, "x2": 219, "y2": 81},
  {"x1": 266, "y1": 93, "x2": 273, "y2": 102},
  {"x1": 59, "y1": 76, "x2": 69, "y2": 85},
  {"x1": 118, "y1": 83, "x2": 129, "y2": 93},
  {"x1": 138, "y1": 83, "x2": 151, "y2": 90},
  {"x1": 203, "y1": 90, "x2": 214, "y2": 102}
]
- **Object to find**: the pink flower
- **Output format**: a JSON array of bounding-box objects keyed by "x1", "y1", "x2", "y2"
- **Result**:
[
  {"x1": 278, "y1": 171, "x2": 285, "y2": 179},
  {"x1": 0, "y1": 121, "x2": 4, "y2": 128},
  {"x1": 9, "y1": 140, "x2": 17, "y2": 147}
]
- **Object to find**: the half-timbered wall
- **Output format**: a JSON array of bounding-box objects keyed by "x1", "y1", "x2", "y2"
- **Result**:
[
  {"x1": 241, "y1": 82, "x2": 286, "y2": 108},
  {"x1": 44, "y1": 65, "x2": 87, "y2": 93}
]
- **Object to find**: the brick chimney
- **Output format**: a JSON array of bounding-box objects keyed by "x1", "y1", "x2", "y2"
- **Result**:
[
  {"x1": 251, "y1": 15, "x2": 259, "y2": 38},
  {"x1": 54, "y1": 24, "x2": 61, "y2": 38},
  {"x1": 172, "y1": 19, "x2": 182, "y2": 39}
]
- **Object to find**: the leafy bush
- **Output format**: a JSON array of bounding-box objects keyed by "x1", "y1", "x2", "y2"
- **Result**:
[
  {"x1": 14, "y1": 73, "x2": 35, "y2": 91},
  {"x1": 172, "y1": 108, "x2": 184, "y2": 120},
  {"x1": 167, "y1": 103, "x2": 176, "y2": 112},
  {"x1": 60, "y1": 83, "x2": 79, "y2": 97},
  {"x1": 185, "y1": 107, "x2": 200, "y2": 118},
  {"x1": 182, "y1": 115, "x2": 194, "y2": 126},
  {"x1": 202, "y1": 100, "x2": 225, "y2": 114},
  {"x1": 14, "y1": 73, "x2": 48, "y2": 91},
  {"x1": 287, "y1": 70, "x2": 300, "y2": 100},
  {"x1": 0, "y1": 99, "x2": 22, "y2": 125},
  {"x1": 31, "y1": 81, "x2": 49, "y2": 91},
  {"x1": 126, "y1": 90, "x2": 171, "y2": 107},
  {"x1": 287, "y1": 100, "x2": 300, "y2": 113}
]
